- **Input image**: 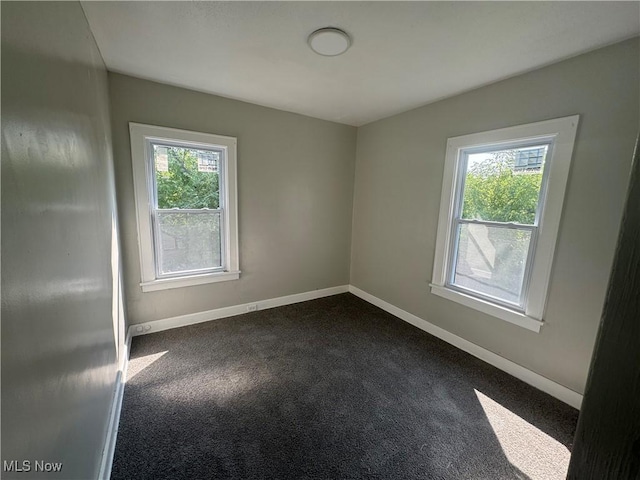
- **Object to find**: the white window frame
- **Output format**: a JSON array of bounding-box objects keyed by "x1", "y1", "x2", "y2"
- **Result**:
[
  {"x1": 430, "y1": 115, "x2": 579, "y2": 332},
  {"x1": 129, "y1": 123, "x2": 240, "y2": 292}
]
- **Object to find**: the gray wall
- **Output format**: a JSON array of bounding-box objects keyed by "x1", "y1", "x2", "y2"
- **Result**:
[
  {"x1": 108, "y1": 73, "x2": 357, "y2": 325},
  {"x1": 1, "y1": 2, "x2": 122, "y2": 479},
  {"x1": 350, "y1": 38, "x2": 639, "y2": 395}
]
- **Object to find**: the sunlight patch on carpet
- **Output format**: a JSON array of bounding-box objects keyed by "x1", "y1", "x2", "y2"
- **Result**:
[
  {"x1": 474, "y1": 389, "x2": 570, "y2": 480},
  {"x1": 127, "y1": 351, "x2": 168, "y2": 380}
]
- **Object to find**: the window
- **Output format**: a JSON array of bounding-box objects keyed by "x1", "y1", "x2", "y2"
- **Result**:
[
  {"x1": 431, "y1": 116, "x2": 579, "y2": 332},
  {"x1": 130, "y1": 123, "x2": 239, "y2": 292}
]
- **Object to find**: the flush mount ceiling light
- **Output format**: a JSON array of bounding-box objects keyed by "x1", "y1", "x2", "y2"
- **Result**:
[{"x1": 308, "y1": 28, "x2": 351, "y2": 56}]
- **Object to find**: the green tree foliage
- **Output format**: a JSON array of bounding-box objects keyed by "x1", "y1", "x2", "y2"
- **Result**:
[
  {"x1": 156, "y1": 147, "x2": 219, "y2": 209},
  {"x1": 461, "y1": 151, "x2": 542, "y2": 224}
]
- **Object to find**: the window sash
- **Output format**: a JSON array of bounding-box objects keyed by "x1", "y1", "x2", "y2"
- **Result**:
[
  {"x1": 445, "y1": 141, "x2": 552, "y2": 311},
  {"x1": 147, "y1": 139, "x2": 227, "y2": 279},
  {"x1": 455, "y1": 141, "x2": 553, "y2": 227},
  {"x1": 446, "y1": 219, "x2": 538, "y2": 311},
  {"x1": 151, "y1": 208, "x2": 226, "y2": 279}
]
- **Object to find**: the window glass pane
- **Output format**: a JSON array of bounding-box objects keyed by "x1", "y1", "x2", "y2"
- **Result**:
[
  {"x1": 452, "y1": 223, "x2": 531, "y2": 305},
  {"x1": 153, "y1": 144, "x2": 221, "y2": 209},
  {"x1": 461, "y1": 145, "x2": 548, "y2": 225},
  {"x1": 156, "y1": 211, "x2": 221, "y2": 275}
]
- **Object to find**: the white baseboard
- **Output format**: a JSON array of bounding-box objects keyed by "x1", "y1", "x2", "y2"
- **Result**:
[
  {"x1": 348, "y1": 285, "x2": 583, "y2": 410},
  {"x1": 117, "y1": 283, "x2": 580, "y2": 424},
  {"x1": 98, "y1": 372, "x2": 124, "y2": 480},
  {"x1": 98, "y1": 330, "x2": 132, "y2": 480},
  {"x1": 128, "y1": 285, "x2": 350, "y2": 338}
]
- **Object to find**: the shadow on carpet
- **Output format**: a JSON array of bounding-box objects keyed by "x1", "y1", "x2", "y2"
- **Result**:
[{"x1": 111, "y1": 293, "x2": 578, "y2": 480}]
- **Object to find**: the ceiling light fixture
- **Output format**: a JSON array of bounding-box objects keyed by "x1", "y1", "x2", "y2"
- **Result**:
[{"x1": 308, "y1": 28, "x2": 351, "y2": 57}]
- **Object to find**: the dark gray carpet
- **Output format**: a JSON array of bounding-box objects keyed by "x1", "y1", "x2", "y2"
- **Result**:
[{"x1": 111, "y1": 293, "x2": 578, "y2": 480}]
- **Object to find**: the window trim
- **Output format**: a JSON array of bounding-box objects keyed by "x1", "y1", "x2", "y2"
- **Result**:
[
  {"x1": 430, "y1": 115, "x2": 579, "y2": 332},
  {"x1": 129, "y1": 123, "x2": 240, "y2": 292}
]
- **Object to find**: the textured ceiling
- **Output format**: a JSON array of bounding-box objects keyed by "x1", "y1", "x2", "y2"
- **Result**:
[{"x1": 82, "y1": 1, "x2": 639, "y2": 126}]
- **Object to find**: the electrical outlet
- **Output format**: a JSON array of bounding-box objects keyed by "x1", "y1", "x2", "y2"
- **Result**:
[{"x1": 247, "y1": 304, "x2": 258, "y2": 312}]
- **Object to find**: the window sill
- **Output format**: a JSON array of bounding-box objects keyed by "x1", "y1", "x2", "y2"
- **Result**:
[
  {"x1": 429, "y1": 284, "x2": 543, "y2": 333},
  {"x1": 141, "y1": 270, "x2": 241, "y2": 292}
]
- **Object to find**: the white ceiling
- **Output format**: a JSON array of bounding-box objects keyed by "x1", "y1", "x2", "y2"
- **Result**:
[{"x1": 82, "y1": 1, "x2": 639, "y2": 126}]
